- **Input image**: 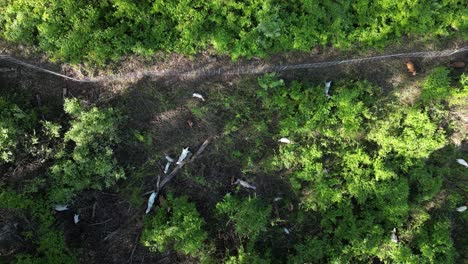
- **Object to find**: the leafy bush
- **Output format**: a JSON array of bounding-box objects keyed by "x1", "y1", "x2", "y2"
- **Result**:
[
  {"x1": 256, "y1": 74, "x2": 379, "y2": 194},
  {"x1": 368, "y1": 107, "x2": 446, "y2": 163},
  {"x1": 225, "y1": 245, "x2": 270, "y2": 264},
  {"x1": 289, "y1": 238, "x2": 329, "y2": 264},
  {"x1": 0, "y1": 97, "x2": 32, "y2": 163},
  {"x1": 216, "y1": 194, "x2": 271, "y2": 241},
  {"x1": 257, "y1": 74, "x2": 377, "y2": 142},
  {"x1": 0, "y1": 0, "x2": 465, "y2": 64},
  {"x1": 421, "y1": 67, "x2": 452, "y2": 104},
  {"x1": 447, "y1": 73, "x2": 468, "y2": 108},
  {"x1": 49, "y1": 98, "x2": 124, "y2": 202},
  {"x1": 414, "y1": 218, "x2": 456, "y2": 263},
  {"x1": 0, "y1": 189, "x2": 79, "y2": 264},
  {"x1": 0, "y1": 96, "x2": 59, "y2": 169},
  {"x1": 141, "y1": 194, "x2": 208, "y2": 257},
  {"x1": 0, "y1": 96, "x2": 125, "y2": 262},
  {"x1": 221, "y1": 74, "x2": 458, "y2": 262}
]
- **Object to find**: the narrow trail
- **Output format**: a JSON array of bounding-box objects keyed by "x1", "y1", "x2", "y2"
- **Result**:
[{"x1": 1, "y1": 46, "x2": 467, "y2": 83}]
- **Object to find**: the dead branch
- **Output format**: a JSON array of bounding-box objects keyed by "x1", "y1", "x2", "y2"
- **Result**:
[
  {"x1": 88, "y1": 219, "x2": 112, "y2": 226},
  {"x1": 142, "y1": 136, "x2": 213, "y2": 196},
  {"x1": 159, "y1": 136, "x2": 212, "y2": 189},
  {"x1": 105, "y1": 137, "x2": 213, "y2": 242},
  {"x1": 128, "y1": 232, "x2": 141, "y2": 264},
  {"x1": 91, "y1": 202, "x2": 97, "y2": 220}
]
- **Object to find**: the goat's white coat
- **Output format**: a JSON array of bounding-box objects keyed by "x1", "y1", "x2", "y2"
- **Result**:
[
  {"x1": 278, "y1": 138, "x2": 292, "y2": 144},
  {"x1": 146, "y1": 192, "x2": 157, "y2": 214},
  {"x1": 164, "y1": 162, "x2": 171, "y2": 174},
  {"x1": 54, "y1": 204, "x2": 69, "y2": 211},
  {"x1": 456, "y1": 206, "x2": 467, "y2": 212},
  {"x1": 456, "y1": 159, "x2": 468, "y2": 168},
  {"x1": 176, "y1": 147, "x2": 190, "y2": 164},
  {"x1": 192, "y1": 93, "x2": 205, "y2": 101},
  {"x1": 234, "y1": 179, "x2": 256, "y2": 190},
  {"x1": 391, "y1": 228, "x2": 398, "y2": 243},
  {"x1": 165, "y1": 155, "x2": 175, "y2": 163},
  {"x1": 325, "y1": 81, "x2": 332, "y2": 99},
  {"x1": 74, "y1": 214, "x2": 80, "y2": 224}
]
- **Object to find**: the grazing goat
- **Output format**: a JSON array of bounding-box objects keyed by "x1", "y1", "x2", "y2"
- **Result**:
[
  {"x1": 406, "y1": 61, "x2": 416, "y2": 76},
  {"x1": 449, "y1": 61, "x2": 465, "y2": 68}
]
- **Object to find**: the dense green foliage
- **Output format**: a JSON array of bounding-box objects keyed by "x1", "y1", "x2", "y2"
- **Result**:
[
  {"x1": 216, "y1": 194, "x2": 272, "y2": 241},
  {"x1": 49, "y1": 98, "x2": 124, "y2": 202},
  {"x1": 0, "y1": 97, "x2": 31, "y2": 163},
  {"x1": 141, "y1": 194, "x2": 208, "y2": 257},
  {"x1": 224, "y1": 246, "x2": 270, "y2": 264},
  {"x1": 214, "y1": 70, "x2": 466, "y2": 263},
  {"x1": 0, "y1": 0, "x2": 466, "y2": 64},
  {"x1": 0, "y1": 97, "x2": 61, "y2": 174},
  {"x1": 422, "y1": 67, "x2": 452, "y2": 104},
  {"x1": 0, "y1": 97, "x2": 123, "y2": 203},
  {"x1": 0, "y1": 189, "x2": 79, "y2": 263},
  {"x1": 0, "y1": 95, "x2": 125, "y2": 263}
]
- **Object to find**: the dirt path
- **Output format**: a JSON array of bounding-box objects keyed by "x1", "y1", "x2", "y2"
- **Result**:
[{"x1": 1, "y1": 45, "x2": 467, "y2": 83}]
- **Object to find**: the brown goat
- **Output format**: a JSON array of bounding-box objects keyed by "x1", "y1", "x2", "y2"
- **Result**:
[
  {"x1": 406, "y1": 61, "x2": 417, "y2": 76},
  {"x1": 449, "y1": 61, "x2": 465, "y2": 68}
]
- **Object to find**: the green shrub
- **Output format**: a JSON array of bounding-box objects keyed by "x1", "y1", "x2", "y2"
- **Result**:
[
  {"x1": 421, "y1": 67, "x2": 452, "y2": 104},
  {"x1": 141, "y1": 194, "x2": 208, "y2": 257},
  {"x1": 225, "y1": 245, "x2": 270, "y2": 264},
  {"x1": 49, "y1": 98, "x2": 124, "y2": 202},
  {"x1": 216, "y1": 194, "x2": 271, "y2": 241},
  {"x1": 0, "y1": 97, "x2": 31, "y2": 163},
  {"x1": 408, "y1": 163, "x2": 443, "y2": 202},
  {"x1": 0, "y1": 0, "x2": 465, "y2": 64},
  {"x1": 368, "y1": 107, "x2": 446, "y2": 163},
  {"x1": 219, "y1": 74, "x2": 458, "y2": 262},
  {"x1": 447, "y1": 73, "x2": 468, "y2": 108},
  {"x1": 0, "y1": 188, "x2": 78, "y2": 264},
  {"x1": 289, "y1": 238, "x2": 329, "y2": 264},
  {"x1": 414, "y1": 218, "x2": 456, "y2": 263},
  {"x1": 257, "y1": 74, "x2": 377, "y2": 143}
]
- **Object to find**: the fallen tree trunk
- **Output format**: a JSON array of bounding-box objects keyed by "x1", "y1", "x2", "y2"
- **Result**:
[{"x1": 158, "y1": 137, "x2": 212, "y2": 190}]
